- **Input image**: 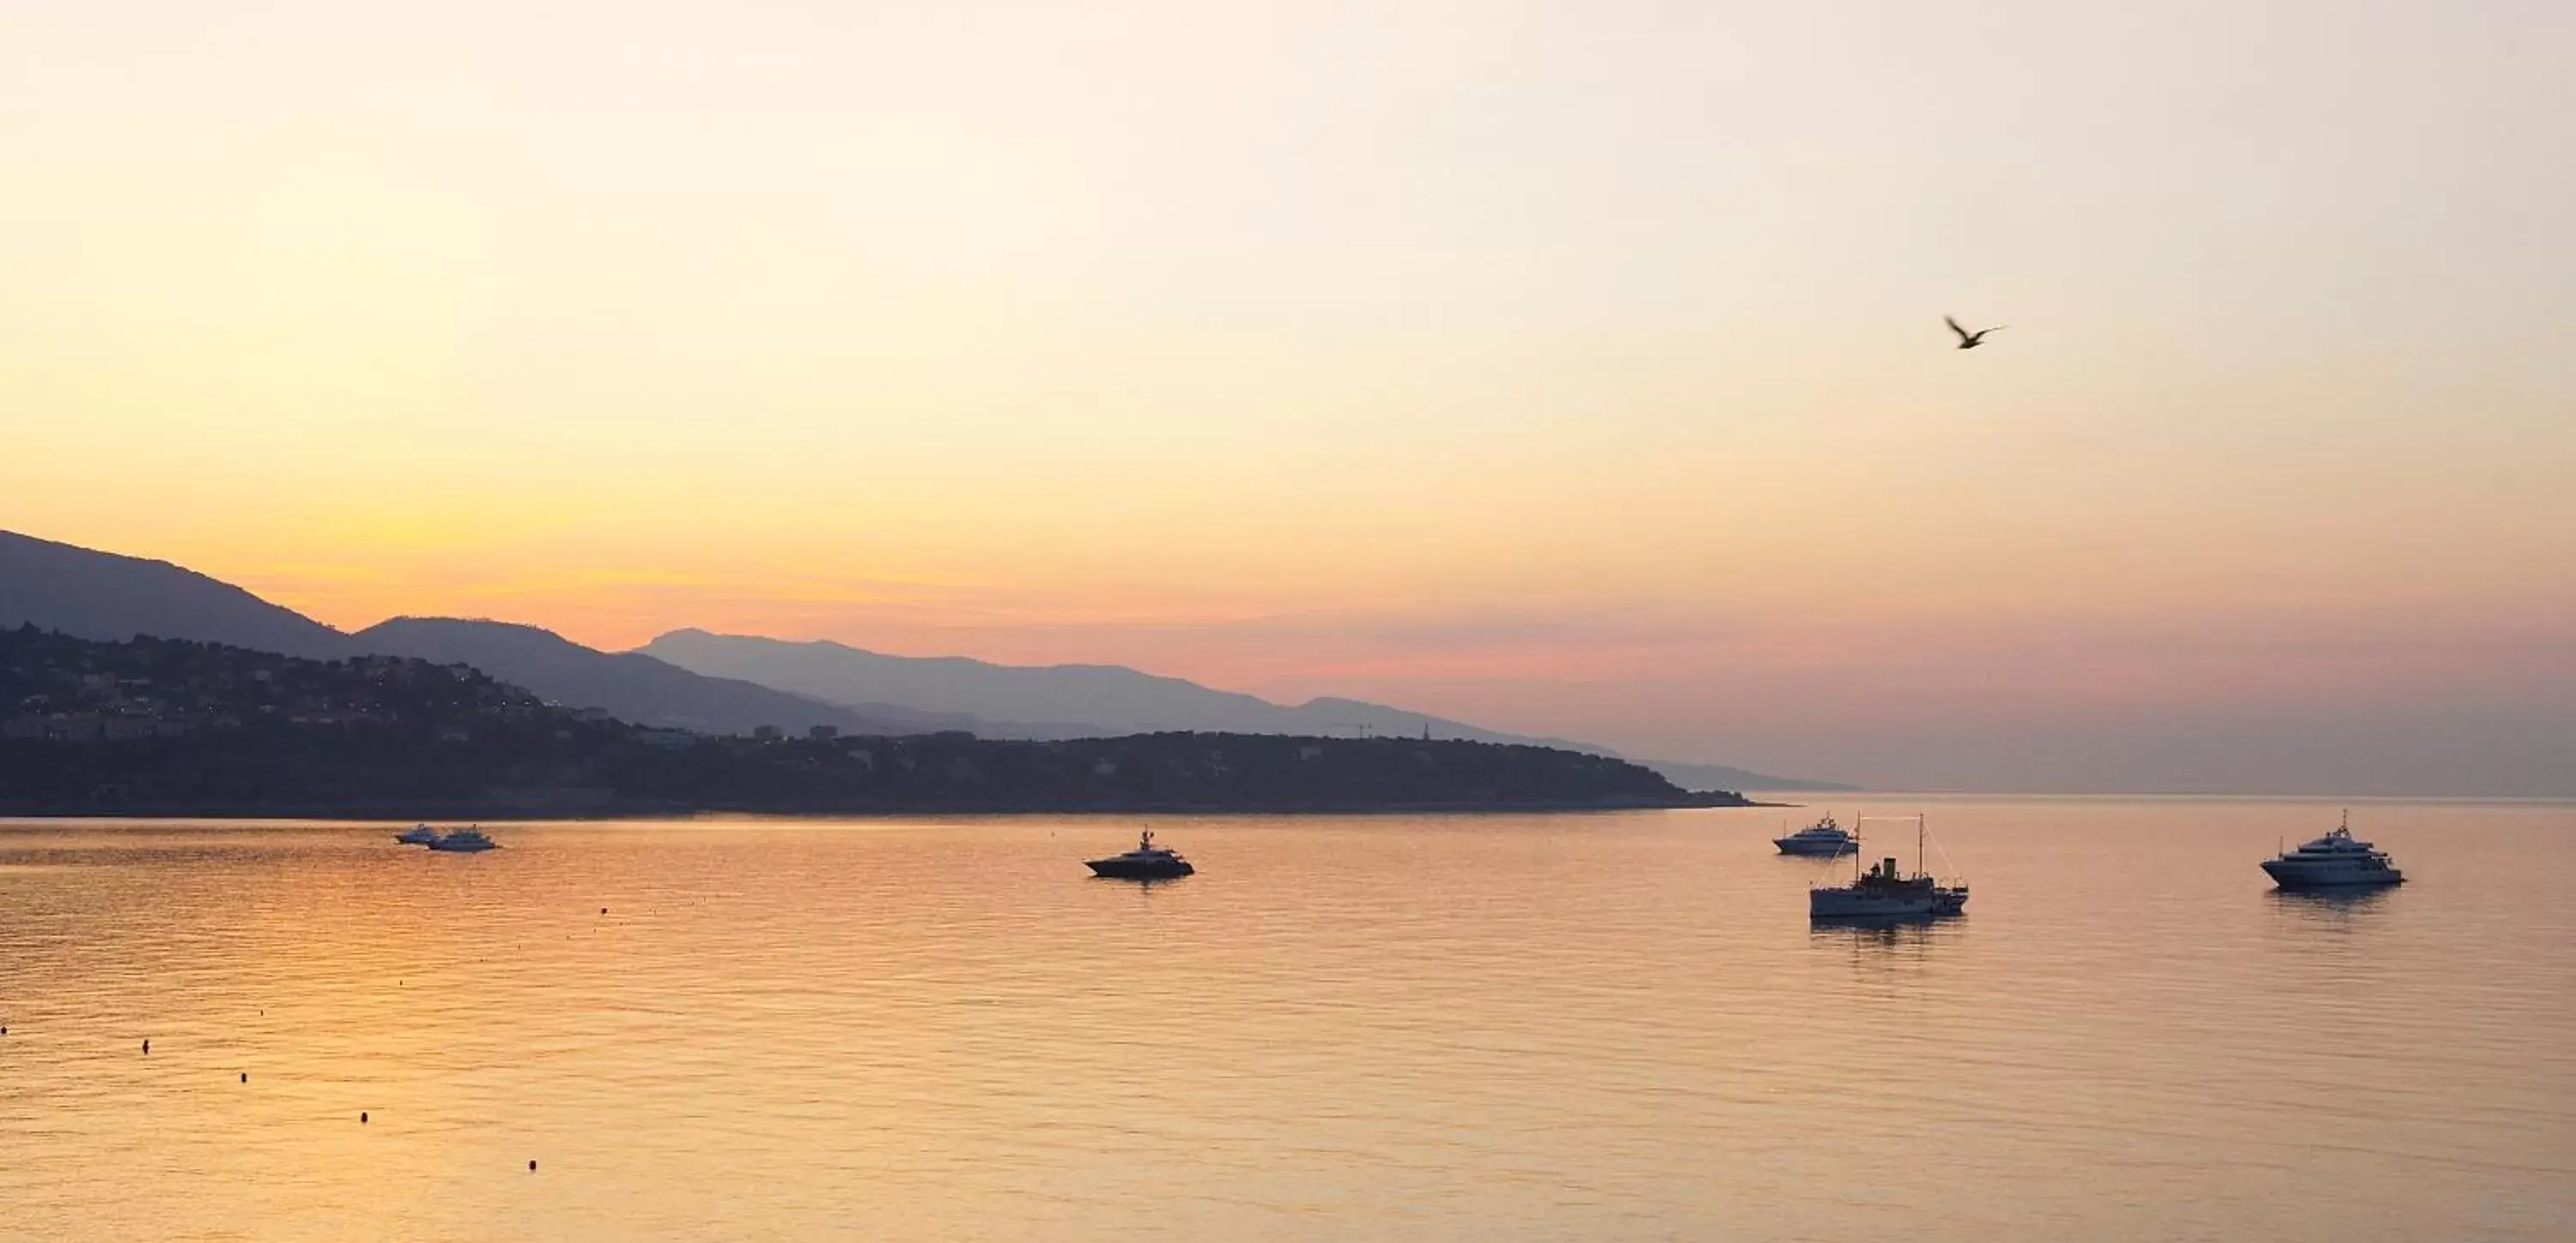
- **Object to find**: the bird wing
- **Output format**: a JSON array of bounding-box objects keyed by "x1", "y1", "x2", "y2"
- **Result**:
[{"x1": 1944, "y1": 315, "x2": 1971, "y2": 342}]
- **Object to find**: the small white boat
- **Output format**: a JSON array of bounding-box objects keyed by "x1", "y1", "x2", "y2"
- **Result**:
[
  {"x1": 394, "y1": 825, "x2": 440, "y2": 846},
  {"x1": 427, "y1": 828, "x2": 499, "y2": 853},
  {"x1": 2261, "y1": 812, "x2": 2402, "y2": 889}
]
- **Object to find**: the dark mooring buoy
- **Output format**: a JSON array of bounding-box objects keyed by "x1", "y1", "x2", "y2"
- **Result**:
[
  {"x1": 143, "y1": 1040, "x2": 150, "y2": 1054},
  {"x1": 240, "y1": 1072, "x2": 248, "y2": 1083},
  {"x1": 361, "y1": 1112, "x2": 369, "y2": 1124},
  {"x1": 529, "y1": 1160, "x2": 538, "y2": 1171}
]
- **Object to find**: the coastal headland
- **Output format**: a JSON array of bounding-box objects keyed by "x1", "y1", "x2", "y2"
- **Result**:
[{"x1": 0, "y1": 628, "x2": 1755, "y2": 818}]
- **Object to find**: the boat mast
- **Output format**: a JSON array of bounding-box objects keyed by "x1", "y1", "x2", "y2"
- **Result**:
[{"x1": 1917, "y1": 814, "x2": 1925, "y2": 877}]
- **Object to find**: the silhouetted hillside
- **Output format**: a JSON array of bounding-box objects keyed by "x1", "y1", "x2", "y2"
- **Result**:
[
  {"x1": 0, "y1": 530, "x2": 351, "y2": 658},
  {"x1": 351, "y1": 618, "x2": 966, "y2": 737},
  {"x1": 0, "y1": 630, "x2": 1752, "y2": 816}
]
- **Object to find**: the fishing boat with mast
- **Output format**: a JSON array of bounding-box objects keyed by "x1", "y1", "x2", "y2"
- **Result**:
[{"x1": 1808, "y1": 814, "x2": 1968, "y2": 920}]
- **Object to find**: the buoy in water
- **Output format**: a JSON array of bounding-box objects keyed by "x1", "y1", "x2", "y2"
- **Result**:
[
  {"x1": 528, "y1": 1160, "x2": 538, "y2": 1171},
  {"x1": 240, "y1": 1072, "x2": 248, "y2": 1083},
  {"x1": 361, "y1": 1112, "x2": 368, "y2": 1124},
  {"x1": 143, "y1": 1040, "x2": 150, "y2": 1054}
]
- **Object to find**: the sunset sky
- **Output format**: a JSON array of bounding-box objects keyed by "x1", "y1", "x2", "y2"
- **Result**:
[{"x1": 4, "y1": 2, "x2": 2571, "y2": 792}]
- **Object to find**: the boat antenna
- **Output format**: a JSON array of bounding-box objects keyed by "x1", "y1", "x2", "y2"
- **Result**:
[{"x1": 1917, "y1": 814, "x2": 1926, "y2": 877}]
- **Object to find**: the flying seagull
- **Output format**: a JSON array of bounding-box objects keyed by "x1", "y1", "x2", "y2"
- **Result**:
[{"x1": 1945, "y1": 315, "x2": 2006, "y2": 349}]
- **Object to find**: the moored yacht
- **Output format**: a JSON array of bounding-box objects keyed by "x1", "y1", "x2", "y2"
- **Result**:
[
  {"x1": 1085, "y1": 828, "x2": 1194, "y2": 880},
  {"x1": 394, "y1": 824, "x2": 440, "y2": 846},
  {"x1": 1773, "y1": 814, "x2": 1859, "y2": 856},
  {"x1": 2260, "y1": 812, "x2": 2402, "y2": 889},
  {"x1": 427, "y1": 828, "x2": 499, "y2": 853},
  {"x1": 1808, "y1": 815, "x2": 1967, "y2": 920}
]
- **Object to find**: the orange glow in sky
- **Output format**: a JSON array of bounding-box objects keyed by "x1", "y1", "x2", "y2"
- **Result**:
[{"x1": 4, "y1": 2, "x2": 2571, "y2": 791}]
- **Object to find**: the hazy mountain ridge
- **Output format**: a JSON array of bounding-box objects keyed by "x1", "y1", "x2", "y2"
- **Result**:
[
  {"x1": 645, "y1": 630, "x2": 1591, "y2": 749},
  {"x1": 1636, "y1": 759, "x2": 1856, "y2": 793},
  {"x1": 0, "y1": 531, "x2": 353, "y2": 659},
  {"x1": 636, "y1": 631, "x2": 1833, "y2": 790},
  {"x1": 350, "y1": 618, "x2": 967, "y2": 738},
  {"x1": 641, "y1": 629, "x2": 1304, "y2": 736},
  {"x1": 0, "y1": 531, "x2": 950, "y2": 738}
]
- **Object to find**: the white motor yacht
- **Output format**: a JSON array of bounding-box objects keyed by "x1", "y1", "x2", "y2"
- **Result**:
[
  {"x1": 1774, "y1": 814, "x2": 1859, "y2": 857},
  {"x1": 427, "y1": 828, "x2": 499, "y2": 853},
  {"x1": 1084, "y1": 828, "x2": 1194, "y2": 879},
  {"x1": 2260, "y1": 813, "x2": 2402, "y2": 889},
  {"x1": 394, "y1": 825, "x2": 440, "y2": 846}
]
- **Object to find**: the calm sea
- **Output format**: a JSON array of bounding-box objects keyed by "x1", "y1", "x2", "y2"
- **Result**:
[{"x1": 1, "y1": 797, "x2": 2570, "y2": 1241}]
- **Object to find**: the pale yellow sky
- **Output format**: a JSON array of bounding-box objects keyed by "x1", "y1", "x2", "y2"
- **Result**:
[{"x1": 3, "y1": 1, "x2": 2571, "y2": 790}]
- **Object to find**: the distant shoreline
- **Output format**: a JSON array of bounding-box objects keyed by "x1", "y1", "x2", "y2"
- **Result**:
[{"x1": 0, "y1": 793, "x2": 1779, "y2": 822}]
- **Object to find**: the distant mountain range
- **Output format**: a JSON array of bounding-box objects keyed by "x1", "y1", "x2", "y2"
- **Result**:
[
  {"x1": 639, "y1": 629, "x2": 1603, "y2": 746},
  {"x1": 636, "y1": 630, "x2": 1850, "y2": 791},
  {"x1": 352, "y1": 618, "x2": 969, "y2": 738},
  {"x1": 0, "y1": 528, "x2": 1845, "y2": 790}
]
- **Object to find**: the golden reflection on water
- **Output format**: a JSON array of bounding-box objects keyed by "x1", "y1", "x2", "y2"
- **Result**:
[{"x1": 0, "y1": 801, "x2": 2570, "y2": 1241}]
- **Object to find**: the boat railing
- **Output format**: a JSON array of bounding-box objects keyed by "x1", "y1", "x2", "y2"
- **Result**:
[{"x1": 1841, "y1": 813, "x2": 1969, "y2": 887}]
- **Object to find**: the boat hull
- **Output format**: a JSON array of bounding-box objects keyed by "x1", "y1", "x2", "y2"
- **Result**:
[
  {"x1": 1085, "y1": 858, "x2": 1193, "y2": 879},
  {"x1": 1775, "y1": 839, "x2": 1859, "y2": 857},
  {"x1": 2260, "y1": 860, "x2": 2402, "y2": 889},
  {"x1": 1808, "y1": 888, "x2": 1967, "y2": 920}
]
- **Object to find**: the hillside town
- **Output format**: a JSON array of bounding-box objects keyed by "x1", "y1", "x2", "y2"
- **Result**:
[{"x1": 1, "y1": 625, "x2": 553, "y2": 742}]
